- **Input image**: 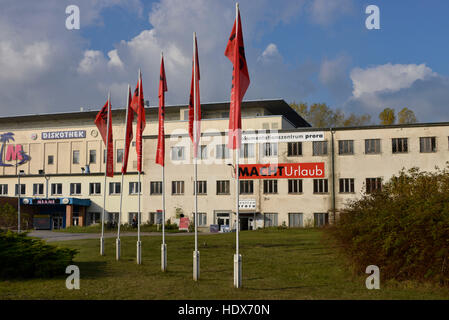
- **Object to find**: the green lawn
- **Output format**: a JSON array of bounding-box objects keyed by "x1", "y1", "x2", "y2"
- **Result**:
[{"x1": 1, "y1": 228, "x2": 448, "y2": 300}]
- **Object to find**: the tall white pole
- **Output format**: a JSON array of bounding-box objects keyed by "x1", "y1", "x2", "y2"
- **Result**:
[
  {"x1": 233, "y1": 2, "x2": 242, "y2": 289},
  {"x1": 161, "y1": 52, "x2": 167, "y2": 272},
  {"x1": 100, "y1": 92, "x2": 110, "y2": 256},
  {"x1": 17, "y1": 172, "x2": 21, "y2": 233},
  {"x1": 136, "y1": 70, "x2": 142, "y2": 265},
  {"x1": 117, "y1": 85, "x2": 130, "y2": 261},
  {"x1": 193, "y1": 32, "x2": 200, "y2": 281}
]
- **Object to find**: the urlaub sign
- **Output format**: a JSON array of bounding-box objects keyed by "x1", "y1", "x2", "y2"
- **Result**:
[{"x1": 238, "y1": 163, "x2": 325, "y2": 179}]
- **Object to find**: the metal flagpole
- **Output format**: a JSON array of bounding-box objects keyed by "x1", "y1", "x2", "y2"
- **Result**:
[
  {"x1": 193, "y1": 32, "x2": 200, "y2": 281},
  {"x1": 161, "y1": 52, "x2": 167, "y2": 272},
  {"x1": 233, "y1": 2, "x2": 242, "y2": 288},
  {"x1": 136, "y1": 70, "x2": 142, "y2": 265},
  {"x1": 117, "y1": 84, "x2": 130, "y2": 260},
  {"x1": 100, "y1": 92, "x2": 110, "y2": 256}
]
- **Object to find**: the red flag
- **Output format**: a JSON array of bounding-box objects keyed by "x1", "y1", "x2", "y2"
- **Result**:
[
  {"x1": 121, "y1": 87, "x2": 134, "y2": 174},
  {"x1": 225, "y1": 6, "x2": 250, "y2": 150},
  {"x1": 94, "y1": 98, "x2": 114, "y2": 177},
  {"x1": 156, "y1": 55, "x2": 167, "y2": 166},
  {"x1": 188, "y1": 33, "x2": 201, "y2": 157},
  {"x1": 131, "y1": 70, "x2": 146, "y2": 173}
]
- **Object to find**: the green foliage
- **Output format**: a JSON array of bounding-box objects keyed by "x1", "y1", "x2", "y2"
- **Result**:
[
  {"x1": 0, "y1": 203, "x2": 30, "y2": 230},
  {"x1": 398, "y1": 107, "x2": 417, "y2": 124},
  {"x1": 0, "y1": 230, "x2": 77, "y2": 278},
  {"x1": 290, "y1": 102, "x2": 372, "y2": 127},
  {"x1": 379, "y1": 107, "x2": 396, "y2": 125},
  {"x1": 329, "y1": 167, "x2": 449, "y2": 286}
]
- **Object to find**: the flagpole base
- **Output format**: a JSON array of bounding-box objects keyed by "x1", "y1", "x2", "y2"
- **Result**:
[
  {"x1": 161, "y1": 244, "x2": 167, "y2": 272},
  {"x1": 100, "y1": 237, "x2": 105, "y2": 256},
  {"x1": 116, "y1": 238, "x2": 121, "y2": 260},
  {"x1": 193, "y1": 250, "x2": 200, "y2": 281},
  {"x1": 137, "y1": 241, "x2": 142, "y2": 265},
  {"x1": 234, "y1": 254, "x2": 242, "y2": 288}
]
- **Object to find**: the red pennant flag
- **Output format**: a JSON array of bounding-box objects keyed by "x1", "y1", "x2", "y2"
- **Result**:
[
  {"x1": 121, "y1": 87, "x2": 134, "y2": 174},
  {"x1": 188, "y1": 34, "x2": 201, "y2": 157},
  {"x1": 94, "y1": 98, "x2": 114, "y2": 177},
  {"x1": 156, "y1": 55, "x2": 168, "y2": 166},
  {"x1": 225, "y1": 6, "x2": 250, "y2": 150},
  {"x1": 131, "y1": 70, "x2": 146, "y2": 173}
]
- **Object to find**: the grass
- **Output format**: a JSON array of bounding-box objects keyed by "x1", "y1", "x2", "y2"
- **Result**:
[
  {"x1": 54, "y1": 223, "x2": 183, "y2": 233},
  {"x1": 0, "y1": 228, "x2": 448, "y2": 300}
]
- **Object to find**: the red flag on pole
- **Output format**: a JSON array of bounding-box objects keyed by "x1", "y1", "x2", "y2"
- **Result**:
[
  {"x1": 156, "y1": 55, "x2": 168, "y2": 166},
  {"x1": 121, "y1": 86, "x2": 134, "y2": 174},
  {"x1": 131, "y1": 70, "x2": 146, "y2": 173},
  {"x1": 188, "y1": 33, "x2": 201, "y2": 157},
  {"x1": 95, "y1": 98, "x2": 114, "y2": 177},
  {"x1": 225, "y1": 6, "x2": 250, "y2": 150}
]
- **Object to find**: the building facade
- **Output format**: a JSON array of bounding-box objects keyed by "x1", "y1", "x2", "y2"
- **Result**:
[{"x1": 0, "y1": 99, "x2": 448, "y2": 231}]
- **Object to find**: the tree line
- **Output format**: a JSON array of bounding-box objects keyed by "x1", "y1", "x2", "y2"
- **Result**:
[{"x1": 289, "y1": 102, "x2": 417, "y2": 127}]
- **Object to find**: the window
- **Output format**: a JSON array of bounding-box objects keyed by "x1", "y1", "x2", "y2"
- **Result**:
[
  {"x1": 262, "y1": 143, "x2": 278, "y2": 157},
  {"x1": 89, "y1": 183, "x2": 101, "y2": 195},
  {"x1": 172, "y1": 181, "x2": 184, "y2": 195},
  {"x1": 109, "y1": 182, "x2": 121, "y2": 195},
  {"x1": 289, "y1": 213, "x2": 303, "y2": 228},
  {"x1": 313, "y1": 141, "x2": 328, "y2": 156},
  {"x1": 89, "y1": 150, "x2": 97, "y2": 164},
  {"x1": 150, "y1": 181, "x2": 163, "y2": 195},
  {"x1": 240, "y1": 143, "x2": 255, "y2": 158},
  {"x1": 33, "y1": 183, "x2": 44, "y2": 196},
  {"x1": 199, "y1": 145, "x2": 208, "y2": 160},
  {"x1": 366, "y1": 178, "x2": 382, "y2": 194},
  {"x1": 288, "y1": 179, "x2": 303, "y2": 194},
  {"x1": 171, "y1": 146, "x2": 185, "y2": 161},
  {"x1": 240, "y1": 180, "x2": 254, "y2": 194},
  {"x1": 108, "y1": 212, "x2": 119, "y2": 224},
  {"x1": 313, "y1": 179, "x2": 328, "y2": 193},
  {"x1": 193, "y1": 181, "x2": 207, "y2": 195},
  {"x1": 263, "y1": 180, "x2": 278, "y2": 194},
  {"x1": 194, "y1": 213, "x2": 207, "y2": 226},
  {"x1": 0, "y1": 184, "x2": 8, "y2": 195},
  {"x1": 314, "y1": 213, "x2": 329, "y2": 227},
  {"x1": 338, "y1": 140, "x2": 354, "y2": 155},
  {"x1": 365, "y1": 139, "x2": 381, "y2": 154},
  {"x1": 216, "y1": 144, "x2": 230, "y2": 159},
  {"x1": 149, "y1": 212, "x2": 163, "y2": 225},
  {"x1": 183, "y1": 109, "x2": 189, "y2": 120},
  {"x1": 51, "y1": 183, "x2": 62, "y2": 195},
  {"x1": 288, "y1": 142, "x2": 302, "y2": 156},
  {"x1": 72, "y1": 150, "x2": 80, "y2": 164},
  {"x1": 15, "y1": 184, "x2": 26, "y2": 196},
  {"x1": 392, "y1": 138, "x2": 408, "y2": 153},
  {"x1": 221, "y1": 111, "x2": 229, "y2": 118},
  {"x1": 128, "y1": 212, "x2": 139, "y2": 224},
  {"x1": 420, "y1": 137, "x2": 436, "y2": 153},
  {"x1": 87, "y1": 212, "x2": 100, "y2": 225},
  {"x1": 339, "y1": 178, "x2": 354, "y2": 193},
  {"x1": 264, "y1": 213, "x2": 278, "y2": 227},
  {"x1": 48, "y1": 155, "x2": 54, "y2": 165},
  {"x1": 217, "y1": 180, "x2": 230, "y2": 195},
  {"x1": 129, "y1": 182, "x2": 141, "y2": 195},
  {"x1": 69, "y1": 183, "x2": 81, "y2": 195},
  {"x1": 117, "y1": 149, "x2": 124, "y2": 163}
]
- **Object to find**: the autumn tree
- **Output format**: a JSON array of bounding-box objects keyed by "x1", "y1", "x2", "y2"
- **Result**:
[
  {"x1": 398, "y1": 107, "x2": 417, "y2": 124},
  {"x1": 379, "y1": 108, "x2": 396, "y2": 125}
]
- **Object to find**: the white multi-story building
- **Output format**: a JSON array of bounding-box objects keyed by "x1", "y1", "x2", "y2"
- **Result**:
[{"x1": 0, "y1": 99, "x2": 447, "y2": 231}]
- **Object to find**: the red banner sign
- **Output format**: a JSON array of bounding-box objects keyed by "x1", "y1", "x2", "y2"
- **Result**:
[
  {"x1": 179, "y1": 217, "x2": 190, "y2": 231},
  {"x1": 238, "y1": 163, "x2": 325, "y2": 179}
]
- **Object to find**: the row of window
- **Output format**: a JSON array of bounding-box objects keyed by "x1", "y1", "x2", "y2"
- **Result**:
[
  {"x1": 1, "y1": 178, "x2": 383, "y2": 196},
  {"x1": 56, "y1": 136, "x2": 443, "y2": 167}
]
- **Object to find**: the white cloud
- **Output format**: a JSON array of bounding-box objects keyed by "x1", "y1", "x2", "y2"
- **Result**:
[
  {"x1": 350, "y1": 63, "x2": 436, "y2": 98},
  {"x1": 258, "y1": 43, "x2": 281, "y2": 63},
  {"x1": 78, "y1": 50, "x2": 107, "y2": 74},
  {"x1": 107, "y1": 50, "x2": 124, "y2": 69}
]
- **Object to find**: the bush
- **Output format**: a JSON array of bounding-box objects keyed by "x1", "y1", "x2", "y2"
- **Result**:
[
  {"x1": 328, "y1": 167, "x2": 449, "y2": 286},
  {"x1": 0, "y1": 203, "x2": 31, "y2": 230},
  {"x1": 0, "y1": 230, "x2": 78, "y2": 278}
]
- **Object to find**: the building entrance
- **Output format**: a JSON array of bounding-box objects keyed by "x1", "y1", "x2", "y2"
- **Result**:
[{"x1": 52, "y1": 214, "x2": 64, "y2": 230}]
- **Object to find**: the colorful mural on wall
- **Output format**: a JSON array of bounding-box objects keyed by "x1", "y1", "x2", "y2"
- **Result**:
[{"x1": 0, "y1": 132, "x2": 31, "y2": 167}]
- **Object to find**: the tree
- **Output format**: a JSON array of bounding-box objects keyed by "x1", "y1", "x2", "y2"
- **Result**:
[
  {"x1": 290, "y1": 102, "x2": 372, "y2": 127},
  {"x1": 379, "y1": 108, "x2": 396, "y2": 125},
  {"x1": 398, "y1": 107, "x2": 417, "y2": 124}
]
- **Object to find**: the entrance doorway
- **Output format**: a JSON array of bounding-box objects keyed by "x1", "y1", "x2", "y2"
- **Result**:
[
  {"x1": 52, "y1": 215, "x2": 64, "y2": 230},
  {"x1": 215, "y1": 212, "x2": 230, "y2": 230},
  {"x1": 240, "y1": 217, "x2": 249, "y2": 230}
]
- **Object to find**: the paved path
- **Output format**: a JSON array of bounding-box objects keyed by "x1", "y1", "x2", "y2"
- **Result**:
[{"x1": 28, "y1": 230, "x2": 215, "y2": 242}]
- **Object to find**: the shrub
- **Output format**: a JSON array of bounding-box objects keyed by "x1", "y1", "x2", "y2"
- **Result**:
[
  {"x1": 0, "y1": 230, "x2": 78, "y2": 278},
  {"x1": 328, "y1": 167, "x2": 449, "y2": 286}
]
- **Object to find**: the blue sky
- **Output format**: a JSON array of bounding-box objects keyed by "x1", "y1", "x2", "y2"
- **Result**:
[{"x1": 1, "y1": 0, "x2": 449, "y2": 123}]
